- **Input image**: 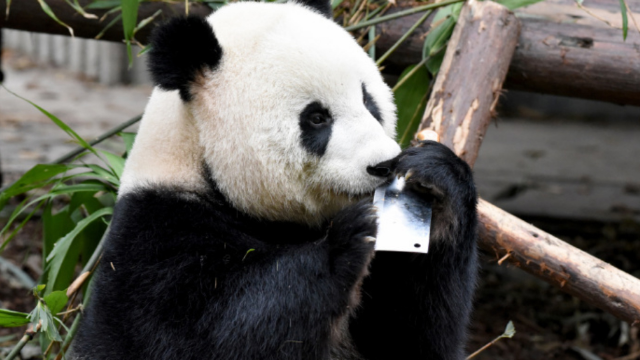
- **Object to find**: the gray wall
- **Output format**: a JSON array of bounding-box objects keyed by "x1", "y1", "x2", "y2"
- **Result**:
[{"x1": 2, "y1": 29, "x2": 151, "y2": 85}]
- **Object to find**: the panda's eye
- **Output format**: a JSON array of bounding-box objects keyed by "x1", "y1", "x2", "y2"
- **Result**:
[{"x1": 310, "y1": 113, "x2": 327, "y2": 126}]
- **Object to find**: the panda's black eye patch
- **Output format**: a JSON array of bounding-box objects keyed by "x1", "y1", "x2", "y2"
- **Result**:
[
  {"x1": 362, "y1": 84, "x2": 383, "y2": 124},
  {"x1": 299, "y1": 102, "x2": 333, "y2": 157}
]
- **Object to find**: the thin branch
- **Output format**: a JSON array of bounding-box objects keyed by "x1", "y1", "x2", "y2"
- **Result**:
[
  {"x1": 5, "y1": 323, "x2": 40, "y2": 360},
  {"x1": 344, "y1": 0, "x2": 464, "y2": 31},
  {"x1": 376, "y1": 9, "x2": 432, "y2": 66}
]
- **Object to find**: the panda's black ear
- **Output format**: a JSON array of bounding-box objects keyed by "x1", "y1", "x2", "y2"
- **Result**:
[
  {"x1": 297, "y1": 0, "x2": 332, "y2": 18},
  {"x1": 148, "y1": 16, "x2": 222, "y2": 102}
]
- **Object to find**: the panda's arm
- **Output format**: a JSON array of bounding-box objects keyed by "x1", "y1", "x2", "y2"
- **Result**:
[{"x1": 350, "y1": 141, "x2": 478, "y2": 360}]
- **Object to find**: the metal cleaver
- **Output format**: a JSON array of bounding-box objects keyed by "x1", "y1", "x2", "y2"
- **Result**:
[
  {"x1": 371, "y1": 129, "x2": 438, "y2": 254},
  {"x1": 372, "y1": 176, "x2": 432, "y2": 254}
]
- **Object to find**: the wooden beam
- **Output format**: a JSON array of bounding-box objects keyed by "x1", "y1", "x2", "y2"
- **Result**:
[{"x1": 418, "y1": 1, "x2": 640, "y2": 324}]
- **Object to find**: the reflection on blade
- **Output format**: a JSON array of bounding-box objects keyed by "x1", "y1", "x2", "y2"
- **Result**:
[{"x1": 373, "y1": 176, "x2": 432, "y2": 254}]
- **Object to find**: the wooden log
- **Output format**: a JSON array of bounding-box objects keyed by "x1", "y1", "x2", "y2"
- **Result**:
[
  {"x1": 1, "y1": 0, "x2": 638, "y2": 104},
  {"x1": 418, "y1": 1, "x2": 640, "y2": 324},
  {"x1": 0, "y1": 0, "x2": 211, "y2": 45},
  {"x1": 375, "y1": 2, "x2": 640, "y2": 105},
  {"x1": 418, "y1": 0, "x2": 520, "y2": 168},
  {"x1": 478, "y1": 199, "x2": 640, "y2": 324}
]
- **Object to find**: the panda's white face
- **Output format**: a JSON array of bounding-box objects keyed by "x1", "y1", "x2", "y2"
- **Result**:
[{"x1": 122, "y1": 2, "x2": 401, "y2": 226}]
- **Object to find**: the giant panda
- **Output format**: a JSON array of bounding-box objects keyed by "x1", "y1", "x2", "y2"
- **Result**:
[{"x1": 72, "y1": 0, "x2": 478, "y2": 359}]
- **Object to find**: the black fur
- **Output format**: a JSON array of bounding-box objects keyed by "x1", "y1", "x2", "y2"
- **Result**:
[
  {"x1": 73, "y1": 180, "x2": 377, "y2": 360},
  {"x1": 296, "y1": 0, "x2": 332, "y2": 18},
  {"x1": 73, "y1": 141, "x2": 478, "y2": 360},
  {"x1": 351, "y1": 141, "x2": 478, "y2": 360},
  {"x1": 299, "y1": 101, "x2": 334, "y2": 157},
  {"x1": 362, "y1": 84, "x2": 382, "y2": 124},
  {"x1": 148, "y1": 16, "x2": 223, "y2": 101}
]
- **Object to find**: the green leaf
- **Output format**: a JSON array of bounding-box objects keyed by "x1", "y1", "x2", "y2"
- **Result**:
[
  {"x1": 28, "y1": 302, "x2": 62, "y2": 341},
  {"x1": 137, "y1": 44, "x2": 153, "y2": 57},
  {"x1": 331, "y1": 0, "x2": 345, "y2": 10},
  {"x1": 64, "y1": 0, "x2": 98, "y2": 19},
  {"x1": 5, "y1": 0, "x2": 12, "y2": 19},
  {"x1": 422, "y1": 3, "x2": 462, "y2": 75},
  {"x1": 100, "y1": 151, "x2": 125, "y2": 179},
  {"x1": 133, "y1": 9, "x2": 162, "y2": 36},
  {"x1": 619, "y1": 0, "x2": 628, "y2": 40},
  {"x1": 426, "y1": 48, "x2": 446, "y2": 76},
  {"x1": 86, "y1": 0, "x2": 121, "y2": 9},
  {"x1": 2, "y1": 86, "x2": 98, "y2": 157},
  {"x1": 37, "y1": 0, "x2": 74, "y2": 36},
  {"x1": 122, "y1": 0, "x2": 140, "y2": 66},
  {"x1": 44, "y1": 291, "x2": 69, "y2": 315},
  {"x1": 120, "y1": 132, "x2": 137, "y2": 155},
  {"x1": 36, "y1": 284, "x2": 47, "y2": 294},
  {"x1": 0, "y1": 309, "x2": 30, "y2": 328},
  {"x1": 394, "y1": 64, "x2": 431, "y2": 148},
  {"x1": 85, "y1": 165, "x2": 120, "y2": 186},
  {"x1": 45, "y1": 207, "x2": 113, "y2": 294},
  {"x1": 95, "y1": 13, "x2": 122, "y2": 40},
  {"x1": 0, "y1": 164, "x2": 70, "y2": 204},
  {"x1": 42, "y1": 203, "x2": 75, "y2": 272},
  {"x1": 47, "y1": 207, "x2": 113, "y2": 263},
  {"x1": 493, "y1": 0, "x2": 546, "y2": 10}
]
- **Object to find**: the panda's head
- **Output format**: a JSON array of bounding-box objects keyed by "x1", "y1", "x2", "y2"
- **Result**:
[{"x1": 127, "y1": 0, "x2": 401, "y2": 226}]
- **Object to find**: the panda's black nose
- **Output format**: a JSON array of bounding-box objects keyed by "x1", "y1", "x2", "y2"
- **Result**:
[{"x1": 367, "y1": 159, "x2": 394, "y2": 178}]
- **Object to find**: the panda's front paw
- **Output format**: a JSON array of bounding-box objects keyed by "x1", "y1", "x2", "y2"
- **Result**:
[
  {"x1": 394, "y1": 141, "x2": 477, "y2": 242},
  {"x1": 325, "y1": 200, "x2": 377, "y2": 280}
]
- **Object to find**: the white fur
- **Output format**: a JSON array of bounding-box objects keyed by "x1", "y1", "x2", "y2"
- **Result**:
[{"x1": 121, "y1": 2, "x2": 401, "y2": 226}]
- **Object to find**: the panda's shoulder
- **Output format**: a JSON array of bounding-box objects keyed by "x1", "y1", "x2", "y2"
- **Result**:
[{"x1": 107, "y1": 186, "x2": 240, "y2": 252}]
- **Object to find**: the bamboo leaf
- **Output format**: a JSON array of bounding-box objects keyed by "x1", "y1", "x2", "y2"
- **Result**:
[
  {"x1": 46, "y1": 207, "x2": 114, "y2": 263},
  {"x1": 99, "y1": 151, "x2": 125, "y2": 179},
  {"x1": 0, "y1": 164, "x2": 70, "y2": 204},
  {"x1": 344, "y1": 0, "x2": 464, "y2": 31},
  {"x1": 5, "y1": 0, "x2": 11, "y2": 19},
  {"x1": 64, "y1": 0, "x2": 98, "y2": 19},
  {"x1": 0, "y1": 309, "x2": 30, "y2": 328},
  {"x1": 87, "y1": 0, "x2": 121, "y2": 9},
  {"x1": 44, "y1": 291, "x2": 69, "y2": 316},
  {"x1": 120, "y1": 132, "x2": 137, "y2": 155},
  {"x1": 122, "y1": 0, "x2": 140, "y2": 66},
  {"x1": 2, "y1": 86, "x2": 98, "y2": 157},
  {"x1": 133, "y1": 9, "x2": 162, "y2": 35},
  {"x1": 493, "y1": 0, "x2": 546, "y2": 10},
  {"x1": 85, "y1": 165, "x2": 120, "y2": 186},
  {"x1": 619, "y1": 0, "x2": 628, "y2": 40},
  {"x1": 37, "y1": 0, "x2": 75, "y2": 36},
  {"x1": 394, "y1": 64, "x2": 431, "y2": 148},
  {"x1": 45, "y1": 207, "x2": 113, "y2": 295},
  {"x1": 137, "y1": 44, "x2": 153, "y2": 57},
  {"x1": 95, "y1": 14, "x2": 123, "y2": 40}
]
